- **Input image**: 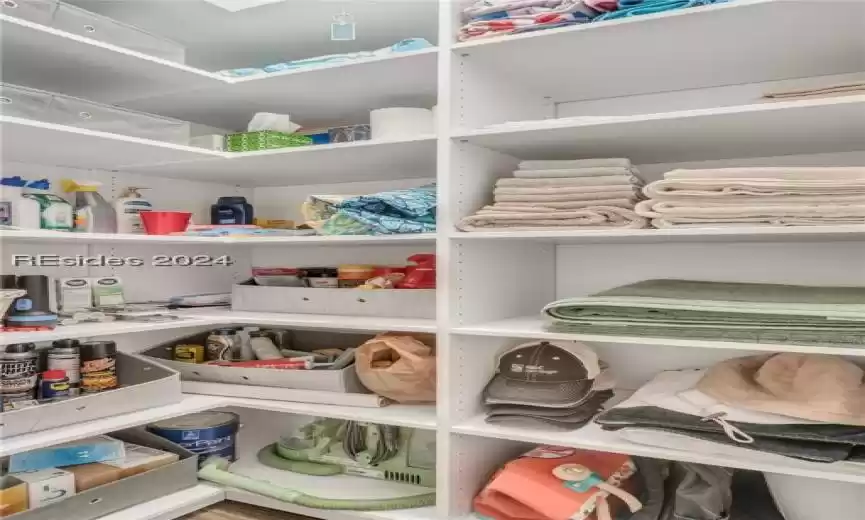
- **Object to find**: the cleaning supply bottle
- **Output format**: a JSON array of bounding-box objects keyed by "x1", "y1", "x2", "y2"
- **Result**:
[
  {"x1": 210, "y1": 196, "x2": 254, "y2": 225},
  {"x1": 114, "y1": 187, "x2": 153, "y2": 234},
  {"x1": 62, "y1": 180, "x2": 117, "y2": 233},
  {"x1": 398, "y1": 254, "x2": 436, "y2": 289},
  {"x1": 0, "y1": 177, "x2": 40, "y2": 229},
  {"x1": 23, "y1": 179, "x2": 73, "y2": 231}
]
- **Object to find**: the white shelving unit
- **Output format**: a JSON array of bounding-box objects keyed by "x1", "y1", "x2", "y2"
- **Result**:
[{"x1": 2, "y1": 1, "x2": 864, "y2": 519}]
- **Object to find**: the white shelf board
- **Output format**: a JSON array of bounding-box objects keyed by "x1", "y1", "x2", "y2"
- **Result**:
[
  {"x1": 0, "y1": 14, "x2": 224, "y2": 104},
  {"x1": 226, "y1": 490, "x2": 438, "y2": 520},
  {"x1": 453, "y1": 96, "x2": 865, "y2": 163},
  {"x1": 123, "y1": 135, "x2": 438, "y2": 186},
  {"x1": 449, "y1": 225, "x2": 865, "y2": 244},
  {"x1": 452, "y1": 316, "x2": 865, "y2": 357},
  {"x1": 226, "y1": 397, "x2": 437, "y2": 430},
  {"x1": 452, "y1": 415, "x2": 865, "y2": 484},
  {"x1": 0, "y1": 394, "x2": 224, "y2": 457},
  {"x1": 0, "y1": 229, "x2": 436, "y2": 246},
  {"x1": 0, "y1": 116, "x2": 223, "y2": 170},
  {"x1": 95, "y1": 484, "x2": 225, "y2": 520},
  {"x1": 184, "y1": 309, "x2": 437, "y2": 334},
  {"x1": 124, "y1": 49, "x2": 440, "y2": 131},
  {"x1": 452, "y1": 0, "x2": 865, "y2": 103},
  {"x1": 0, "y1": 316, "x2": 218, "y2": 346}
]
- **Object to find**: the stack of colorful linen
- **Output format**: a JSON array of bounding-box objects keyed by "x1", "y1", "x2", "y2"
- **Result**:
[
  {"x1": 636, "y1": 167, "x2": 865, "y2": 228},
  {"x1": 458, "y1": 158, "x2": 648, "y2": 231},
  {"x1": 458, "y1": 0, "x2": 609, "y2": 41}
]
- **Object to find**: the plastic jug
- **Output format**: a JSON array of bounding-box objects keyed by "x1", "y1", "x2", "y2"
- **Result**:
[
  {"x1": 210, "y1": 196, "x2": 254, "y2": 225},
  {"x1": 399, "y1": 254, "x2": 436, "y2": 289}
]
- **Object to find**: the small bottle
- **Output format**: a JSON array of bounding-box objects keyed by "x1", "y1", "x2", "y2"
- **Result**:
[
  {"x1": 249, "y1": 330, "x2": 283, "y2": 360},
  {"x1": 79, "y1": 340, "x2": 118, "y2": 393},
  {"x1": 40, "y1": 370, "x2": 71, "y2": 400},
  {"x1": 115, "y1": 187, "x2": 153, "y2": 234}
]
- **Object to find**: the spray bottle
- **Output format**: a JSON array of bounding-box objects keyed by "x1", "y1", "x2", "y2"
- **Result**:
[
  {"x1": 62, "y1": 180, "x2": 117, "y2": 233},
  {"x1": 114, "y1": 187, "x2": 153, "y2": 234}
]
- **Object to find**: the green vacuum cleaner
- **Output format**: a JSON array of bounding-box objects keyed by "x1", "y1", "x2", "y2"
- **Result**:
[{"x1": 197, "y1": 418, "x2": 436, "y2": 511}]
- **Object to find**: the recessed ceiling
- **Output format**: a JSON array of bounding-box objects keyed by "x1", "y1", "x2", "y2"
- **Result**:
[{"x1": 66, "y1": 0, "x2": 439, "y2": 71}]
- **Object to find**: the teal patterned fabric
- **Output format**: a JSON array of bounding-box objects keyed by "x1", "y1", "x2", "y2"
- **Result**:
[{"x1": 319, "y1": 184, "x2": 437, "y2": 235}]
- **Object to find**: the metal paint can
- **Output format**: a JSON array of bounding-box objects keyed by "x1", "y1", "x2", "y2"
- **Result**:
[
  {"x1": 0, "y1": 343, "x2": 38, "y2": 405},
  {"x1": 148, "y1": 411, "x2": 240, "y2": 465}
]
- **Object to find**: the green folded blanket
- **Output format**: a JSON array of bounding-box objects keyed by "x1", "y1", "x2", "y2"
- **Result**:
[{"x1": 543, "y1": 280, "x2": 865, "y2": 346}]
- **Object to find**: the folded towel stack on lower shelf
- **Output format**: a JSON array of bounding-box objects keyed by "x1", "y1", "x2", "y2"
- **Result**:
[
  {"x1": 636, "y1": 167, "x2": 865, "y2": 228},
  {"x1": 458, "y1": 158, "x2": 648, "y2": 231},
  {"x1": 543, "y1": 279, "x2": 865, "y2": 346}
]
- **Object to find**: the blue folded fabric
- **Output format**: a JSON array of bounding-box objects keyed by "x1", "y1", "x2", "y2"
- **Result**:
[
  {"x1": 319, "y1": 184, "x2": 437, "y2": 235},
  {"x1": 595, "y1": 0, "x2": 729, "y2": 20}
]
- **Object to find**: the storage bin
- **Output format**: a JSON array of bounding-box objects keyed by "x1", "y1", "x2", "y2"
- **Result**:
[
  {"x1": 0, "y1": 82, "x2": 191, "y2": 144},
  {"x1": 8, "y1": 427, "x2": 199, "y2": 520},
  {"x1": 231, "y1": 281, "x2": 436, "y2": 319},
  {"x1": 0, "y1": 352, "x2": 181, "y2": 438},
  {"x1": 139, "y1": 331, "x2": 367, "y2": 393},
  {"x1": 1, "y1": 0, "x2": 185, "y2": 63}
]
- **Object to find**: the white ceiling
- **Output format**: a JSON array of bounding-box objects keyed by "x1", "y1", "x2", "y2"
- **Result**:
[{"x1": 66, "y1": 0, "x2": 439, "y2": 71}]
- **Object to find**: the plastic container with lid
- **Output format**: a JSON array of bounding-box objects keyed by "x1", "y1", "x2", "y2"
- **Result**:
[
  {"x1": 49, "y1": 338, "x2": 81, "y2": 395},
  {"x1": 0, "y1": 176, "x2": 40, "y2": 229},
  {"x1": 338, "y1": 264, "x2": 375, "y2": 288},
  {"x1": 40, "y1": 369, "x2": 71, "y2": 400}
]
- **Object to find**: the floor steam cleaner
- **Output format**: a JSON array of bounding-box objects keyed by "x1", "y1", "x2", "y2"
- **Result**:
[{"x1": 197, "y1": 418, "x2": 436, "y2": 511}]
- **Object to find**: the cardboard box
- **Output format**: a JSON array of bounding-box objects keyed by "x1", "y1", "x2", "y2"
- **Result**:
[
  {"x1": 101, "y1": 442, "x2": 178, "y2": 479},
  {"x1": 10, "y1": 470, "x2": 74, "y2": 509},
  {"x1": 0, "y1": 476, "x2": 27, "y2": 517},
  {"x1": 64, "y1": 464, "x2": 120, "y2": 493}
]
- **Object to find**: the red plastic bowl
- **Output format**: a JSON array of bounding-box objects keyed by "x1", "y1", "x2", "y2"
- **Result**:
[{"x1": 140, "y1": 211, "x2": 192, "y2": 235}]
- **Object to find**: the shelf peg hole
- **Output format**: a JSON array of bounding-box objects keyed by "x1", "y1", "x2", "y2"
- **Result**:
[
  {"x1": 0, "y1": 97, "x2": 11, "y2": 104},
  {"x1": 357, "y1": 297, "x2": 367, "y2": 303},
  {"x1": 83, "y1": 25, "x2": 96, "y2": 32},
  {"x1": 3, "y1": 1, "x2": 18, "y2": 8},
  {"x1": 79, "y1": 111, "x2": 93, "y2": 120},
  {"x1": 89, "y1": 498, "x2": 103, "y2": 505}
]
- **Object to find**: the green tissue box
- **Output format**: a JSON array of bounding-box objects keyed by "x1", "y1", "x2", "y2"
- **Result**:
[{"x1": 225, "y1": 131, "x2": 313, "y2": 152}]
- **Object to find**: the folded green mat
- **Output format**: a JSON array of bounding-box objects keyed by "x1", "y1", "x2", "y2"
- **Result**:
[{"x1": 543, "y1": 279, "x2": 865, "y2": 346}]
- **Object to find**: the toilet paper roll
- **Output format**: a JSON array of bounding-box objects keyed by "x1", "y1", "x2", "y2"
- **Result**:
[{"x1": 370, "y1": 108, "x2": 434, "y2": 140}]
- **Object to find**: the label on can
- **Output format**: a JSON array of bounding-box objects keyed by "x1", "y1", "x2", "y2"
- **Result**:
[
  {"x1": 0, "y1": 358, "x2": 37, "y2": 398},
  {"x1": 48, "y1": 352, "x2": 81, "y2": 394},
  {"x1": 41, "y1": 380, "x2": 71, "y2": 399},
  {"x1": 148, "y1": 412, "x2": 239, "y2": 465},
  {"x1": 80, "y1": 356, "x2": 117, "y2": 393},
  {"x1": 174, "y1": 344, "x2": 204, "y2": 364},
  {"x1": 205, "y1": 336, "x2": 233, "y2": 361}
]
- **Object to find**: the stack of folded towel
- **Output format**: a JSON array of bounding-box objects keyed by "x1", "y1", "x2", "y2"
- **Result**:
[
  {"x1": 636, "y1": 167, "x2": 865, "y2": 228},
  {"x1": 459, "y1": 0, "x2": 607, "y2": 41},
  {"x1": 543, "y1": 279, "x2": 865, "y2": 346},
  {"x1": 458, "y1": 158, "x2": 648, "y2": 231}
]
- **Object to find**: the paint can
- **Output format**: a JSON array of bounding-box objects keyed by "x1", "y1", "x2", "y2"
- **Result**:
[
  {"x1": 148, "y1": 411, "x2": 240, "y2": 465},
  {"x1": 79, "y1": 340, "x2": 118, "y2": 393},
  {"x1": 0, "y1": 343, "x2": 38, "y2": 405}
]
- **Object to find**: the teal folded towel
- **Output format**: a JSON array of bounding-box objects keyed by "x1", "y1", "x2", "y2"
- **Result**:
[{"x1": 595, "y1": 0, "x2": 730, "y2": 21}]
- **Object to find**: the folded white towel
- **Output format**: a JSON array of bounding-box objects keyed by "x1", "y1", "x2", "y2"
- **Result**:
[
  {"x1": 491, "y1": 199, "x2": 638, "y2": 210},
  {"x1": 497, "y1": 175, "x2": 642, "y2": 188},
  {"x1": 514, "y1": 167, "x2": 637, "y2": 178},
  {"x1": 496, "y1": 188, "x2": 640, "y2": 203},
  {"x1": 458, "y1": 205, "x2": 648, "y2": 231},
  {"x1": 649, "y1": 216, "x2": 865, "y2": 228},
  {"x1": 663, "y1": 167, "x2": 865, "y2": 181},
  {"x1": 518, "y1": 158, "x2": 632, "y2": 170},
  {"x1": 495, "y1": 184, "x2": 638, "y2": 196}
]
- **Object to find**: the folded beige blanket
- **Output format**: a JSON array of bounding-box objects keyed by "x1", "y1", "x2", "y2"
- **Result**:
[
  {"x1": 663, "y1": 167, "x2": 865, "y2": 181},
  {"x1": 636, "y1": 200, "x2": 865, "y2": 219},
  {"x1": 518, "y1": 158, "x2": 631, "y2": 170},
  {"x1": 495, "y1": 185, "x2": 638, "y2": 197},
  {"x1": 514, "y1": 167, "x2": 637, "y2": 178},
  {"x1": 644, "y1": 179, "x2": 865, "y2": 199},
  {"x1": 648, "y1": 216, "x2": 865, "y2": 228},
  {"x1": 458, "y1": 205, "x2": 648, "y2": 231},
  {"x1": 496, "y1": 175, "x2": 641, "y2": 188}
]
